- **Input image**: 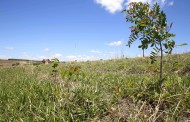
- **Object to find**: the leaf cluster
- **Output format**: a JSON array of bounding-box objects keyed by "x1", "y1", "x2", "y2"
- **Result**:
[
  {"x1": 51, "y1": 58, "x2": 60, "y2": 81},
  {"x1": 122, "y1": 2, "x2": 176, "y2": 63}
]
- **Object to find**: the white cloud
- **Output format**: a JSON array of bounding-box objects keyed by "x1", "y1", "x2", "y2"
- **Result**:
[
  {"x1": 108, "y1": 41, "x2": 123, "y2": 46},
  {"x1": 126, "y1": 0, "x2": 151, "y2": 4},
  {"x1": 65, "y1": 55, "x2": 96, "y2": 61},
  {"x1": 95, "y1": 0, "x2": 174, "y2": 14},
  {"x1": 53, "y1": 53, "x2": 62, "y2": 58},
  {"x1": 37, "y1": 53, "x2": 63, "y2": 60},
  {"x1": 44, "y1": 48, "x2": 50, "y2": 52},
  {"x1": 0, "y1": 55, "x2": 11, "y2": 59},
  {"x1": 95, "y1": 0, "x2": 124, "y2": 13},
  {"x1": 38, "y1": 56, "x2": 48, "y2": 60},
  {"x1": 168, "y1": 1, "x2": 174, "y2": 6},
  {"x1": 126, "y1": 0, "x2": 170, "y2": 6},
  {"x1": 90, "y1": 50, "x2": 102, "y2": 54},
  {"x1": 159, "y1": 0, "x2": 166, "y2": 6},
  {"x1": 4, "y1": 46, "x2": 15, "y2": 51},
  {"x1": 19, "y1": 52, "x2": 33, "y2": 60}
]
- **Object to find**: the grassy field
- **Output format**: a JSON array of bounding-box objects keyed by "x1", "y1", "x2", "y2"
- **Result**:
[{"x1": 0, "y1": 53, "x2": 190, "y2": 121}]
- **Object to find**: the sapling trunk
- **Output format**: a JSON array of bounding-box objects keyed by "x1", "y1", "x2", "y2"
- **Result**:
[
  {"x1": 159, "y1": 42, "x2": 163, "y2": 90},
  {"x1": 143, "y1": 49, "x2": 145, "y2": 57}
]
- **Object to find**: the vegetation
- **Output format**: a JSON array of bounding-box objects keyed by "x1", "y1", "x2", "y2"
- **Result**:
[
  {"x1": 51, "y1": 58, "x2": 60, "y2": 82},
  {"x1": 122, "y1": 2, "x2": 177, "y2": 90},
  {"x1": 0, "y1": 52, "x2": 190, "y2": 121}
]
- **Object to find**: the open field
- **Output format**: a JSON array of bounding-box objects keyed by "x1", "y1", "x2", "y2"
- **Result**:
[{"x1": 0, "y1": 53, "x2": 190, "y2": 121}]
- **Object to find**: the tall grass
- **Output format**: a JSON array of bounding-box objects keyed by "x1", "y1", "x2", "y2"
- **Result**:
[{"x1": 0, "y1": 53, "x2": 190, "y2": 121}]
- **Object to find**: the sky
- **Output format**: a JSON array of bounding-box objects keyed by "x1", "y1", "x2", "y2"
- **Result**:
[{"x1": 0, "y1": 0, "x2": 190, "y2": 61}]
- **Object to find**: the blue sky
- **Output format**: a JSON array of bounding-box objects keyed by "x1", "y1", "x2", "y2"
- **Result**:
[{"x1": 0, "y1": 0, "x2": 189, "y2": 61}]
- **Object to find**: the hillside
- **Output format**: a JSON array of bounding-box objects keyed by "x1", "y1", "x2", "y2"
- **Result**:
[
  {"x1": 0, "y1": 59, "x2": 42, "y2": 67},
  {"x1": 0, "y1": 52, "x2": 190, "y2": 121},
  {"x1": 66, "y1": 52, "x2": 190, "y2": 75}
]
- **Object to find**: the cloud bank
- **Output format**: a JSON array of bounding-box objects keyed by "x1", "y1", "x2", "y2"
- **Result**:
[
  {"x1": 65, "y1": 55, "x2": 96, "y2": 61},
  {"x1": 95, "y1": 0, "x2": 124, "y2": 13},
  {"x1": 44, "y1": 48, "x2": 50, "y2": 52},
  {"x1": 108, "y1": 41, "x2": 123, "y2": 46},
  {"x1": 4, "y1": 46, "x2": 15, "y2": 51},
  {"x1": 90, "y1": 50, "x2": 102, "y2": 54},
  {"x1": 95, "y1": 0, "x2": 174, "y2": 13},
  {"x1": 168, "y1": 1, "x2": 174, "y2": 6}
]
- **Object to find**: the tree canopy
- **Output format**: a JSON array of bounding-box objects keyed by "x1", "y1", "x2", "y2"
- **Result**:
[{"x1": 122, "y1": 2, "x2": 176, "y2": 63}]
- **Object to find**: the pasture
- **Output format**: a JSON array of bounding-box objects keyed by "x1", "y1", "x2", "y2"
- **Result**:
[{"x1": 0, "y1": 53, "x2": 190, "y2": 121}]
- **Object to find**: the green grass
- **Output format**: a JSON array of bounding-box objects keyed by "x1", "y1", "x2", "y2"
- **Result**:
[{"x1": 0, "y1": 53, "x2": 190, "y2": 121}]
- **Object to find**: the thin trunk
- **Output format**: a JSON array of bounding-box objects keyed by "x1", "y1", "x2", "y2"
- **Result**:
[
  {"x1": 143, "y1": 49, "x2": 145, "y2": 57},
  {"x1": 55, "y1": 73, "x2": 56, "y2": 82},
  {"x1": 159, "y1": 42, "x2": 163, "y2": 89}
]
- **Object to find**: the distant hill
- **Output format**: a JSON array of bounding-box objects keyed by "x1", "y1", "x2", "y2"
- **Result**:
[
  {"x1": 0, "y1": 59, "x2": 42, "y2": 67},
  {"x1": 8, "y1": 58, "x2": 41, "y2": 62}
]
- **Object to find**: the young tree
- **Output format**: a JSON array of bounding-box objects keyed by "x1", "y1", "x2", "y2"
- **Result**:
[
  {"x1": 122, "y1": 2, "x2": 176, "y2": 90},
  {"x1": 51, "y1": 58, "x2": 60, "y2": 82}
]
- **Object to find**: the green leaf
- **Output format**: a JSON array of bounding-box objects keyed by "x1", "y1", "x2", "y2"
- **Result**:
[
  {"x1": 163, "y1": 43, "x2": 168, "y2": 49},
  {"x1": 122, "y1": 9, "x2": 126, "y2": 13},
  {"x1": 138, "y1": 45, "x2": 142, "y2": 48},
  {"x1": 175, "y1": 43, "x2": 188, "y2": 47},
  {"x1": 151, "y1": 43, "x2": 154, "y2": 47},
  {"x1": 140, "y1": 23, "x2": 147, "y2": 27},
  {"x1": 144, "y1": 30, "x2": 149, "y2": 34}
]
